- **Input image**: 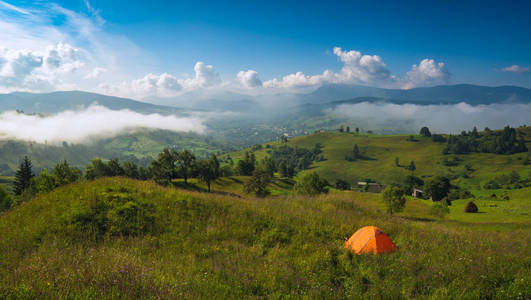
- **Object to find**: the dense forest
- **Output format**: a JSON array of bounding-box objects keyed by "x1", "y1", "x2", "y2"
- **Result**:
[{"x1": 443, "y1": 126, "x2": 528, "y2": 155}]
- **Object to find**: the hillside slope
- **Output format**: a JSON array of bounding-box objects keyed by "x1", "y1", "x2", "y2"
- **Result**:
[
  {"x1": 0, "y1": 91, "x2": 184, "y2": 114},
  {"x1": 0, "y1": 178, "x2": 529, "y2": 298},
  {"x1": 232, "y1": 127, "x2": 531, "y2": 188}
]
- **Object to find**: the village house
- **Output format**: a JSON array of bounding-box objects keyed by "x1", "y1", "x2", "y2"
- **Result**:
[{"x1": 412, "y1": 188, "x2": 424, "y2": 198}]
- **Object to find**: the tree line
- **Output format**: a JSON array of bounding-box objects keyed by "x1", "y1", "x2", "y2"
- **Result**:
[{"x1": 442, "y1": 126, "x2": 527, "y2": 155}]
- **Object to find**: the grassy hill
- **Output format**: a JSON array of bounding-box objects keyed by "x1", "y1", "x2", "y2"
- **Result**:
[
  {"x1": 0, "y1": 177, "x2": 529, "y2": 298},
  {"x1": 0, "y1": 130, "x2": 233, "y2": 176},
  {"x1": 230, "y1": 126, "x2": 531, "y2": 188}
]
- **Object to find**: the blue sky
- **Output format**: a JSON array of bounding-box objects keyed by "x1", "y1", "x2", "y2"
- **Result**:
[{"x1": 0, "y1": 0, "x2": 530, "y2": 99}]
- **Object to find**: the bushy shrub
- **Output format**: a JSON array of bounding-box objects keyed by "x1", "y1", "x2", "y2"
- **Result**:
[
  {"x1": 448, "y1": 188, "x2": 473, "y2": 200},
  {"x1": 0, "y1": 185, "x2": 12, "y2": 212},
  {"x1": 335, "y1": 179, "x2": 351, "y2": 190},
  {"x1": 382, "y1": 185, "x2": 406, "y2": 214},
  {"x1": 464, "y1": 201, "x2": 478, "y2": 213},
  {"x1": 430, "y1": 202, "x2": 450, "y2": 218},
  {"x1": 69, "y1": 187, "x2": 157, "y2": 238},
  {"x1": 294, "y1": 172, "x2": 329, "y2": 195}
]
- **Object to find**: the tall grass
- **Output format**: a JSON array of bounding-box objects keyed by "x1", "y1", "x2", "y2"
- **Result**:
[{"x1": 0, "y1": 178, "x2": 529, "y2": 299}]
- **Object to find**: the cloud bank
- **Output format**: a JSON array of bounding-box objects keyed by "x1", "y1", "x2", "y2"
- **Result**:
[
  {"x1": 0, "y1": 104, "x2": 206, "y2": 143},
  {"x1": 498, "y1": 65, "x2": 530, "y2": 74},
  {"x1": 328, "y1": 102, "x2": 531, "y2": 133},
  {"x1": 262, "y1": 47, "x2": 448, "y2": 90},
  {"x1": 236, "y1": 70, "x2": 262, "y2": 88},
  {"x1": 100, "y1": 62, "x2": 224, "y2": 98}
]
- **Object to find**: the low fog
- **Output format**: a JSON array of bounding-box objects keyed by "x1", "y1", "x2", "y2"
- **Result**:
[
  {"x1": 328, "y1": 102, "x2": 531, "y2": 133},
  {"x1": 0, "y1": 104, "x2": 206, "y2": 144}
]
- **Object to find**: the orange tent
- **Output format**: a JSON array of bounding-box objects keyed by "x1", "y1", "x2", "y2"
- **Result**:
[{"x1": 345, "y1": 226, "x2": 398, "y2": 254}]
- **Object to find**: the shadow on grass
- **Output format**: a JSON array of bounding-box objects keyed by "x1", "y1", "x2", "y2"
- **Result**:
[
  {"x1": 359, "y1": 155, "x2": 376, "y2": 161},
  {"x1": 227, "y1": 177, "x2": 243, "y2": 184},
  {"x1": 171, "y1": 180, "x2": 242, "y2": 198},
  {"x1": 401, "y1": 216, "x2": 436, "y2": 222},
  {"x1": 172, "y1": 181, "x2": 203, "y2": 192}
]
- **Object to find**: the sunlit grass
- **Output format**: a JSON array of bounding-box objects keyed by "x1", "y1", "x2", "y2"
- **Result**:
[{"x1": 0, "y1": 177, "x2": 529, "y2": 298}]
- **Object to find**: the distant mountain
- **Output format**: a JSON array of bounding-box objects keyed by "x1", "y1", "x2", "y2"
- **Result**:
[
  {"x1": 0, "y1": 91, "x2": 184, "y2": 114},
  {"x1": 303, "y1": 84, "x2": 531, "y2": 105},
  {"x1": 3, "y1": 84, "x2": 528, "y2": 116},
  {"x1": 144, "y1": 83, "x2": 531, "y2": 111}
]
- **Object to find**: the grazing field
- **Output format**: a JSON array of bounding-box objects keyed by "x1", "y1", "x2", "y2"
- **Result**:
[
  {"x1": 0, "y1": 177, "x2": 529, "y2": 299},
  {"x1": 229, "y1": 127, "x2": 531, "y2": 188},
  {"x1": 171, "y1": 176, "x2": 295, "y2": 197}
]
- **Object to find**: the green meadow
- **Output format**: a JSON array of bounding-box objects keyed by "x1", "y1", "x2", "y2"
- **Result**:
[
  {"x1": 0, "y1": 177, "x2": 529, "y2": 299},
  {"x1": 230, "y1": 127, "x2": 531, "y2": 188},
  {"x1": 1, "y1": 127, "x2": 530, "y2": 298}
]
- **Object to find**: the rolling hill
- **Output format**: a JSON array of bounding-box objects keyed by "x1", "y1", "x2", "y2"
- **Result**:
[
  {"x1": 230, "y1": 126, "x2": 531, "y2": 186},
  {"x1": 0, "y1": 177, "x2": 529, "y2": 298},
  {"x1": 0, "y1": 130, "x2": 233, "y2": 175},
  {"x1": 0, "y1": 91, "x2": 184, "y2": 114},
  {"x1": 301, "y1": 83, "x2": 531, "y2": 104}
]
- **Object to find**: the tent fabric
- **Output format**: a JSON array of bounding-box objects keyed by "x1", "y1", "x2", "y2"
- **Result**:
[{"x1": 344, "y1": 226, "x2": 398, "y2": 254}]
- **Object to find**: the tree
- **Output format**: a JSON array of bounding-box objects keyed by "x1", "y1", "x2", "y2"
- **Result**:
[
  {"x1": 346, "y1": 126, "x2": 350, "y2": 133},
  {"x1": 150, "y1": 148, "x2": 178, "y2": 185},
  {"x1": 52, "y1": 160, "x2": 80, "y2": 185},
  {"x1": 339, "y1": 125, "x2": 344, "y2": 133},
  {"x1": 346, "y1": 144, "x2": 360, "y2": 161},
  {"x1": 85, "y1": 158, "x2": 111, "y2": 180},
  {"x1": 404, "y1": 175, "x2": 424, "y2": 195},
  {"x1": 13, "y1": 156, "x2": 34, "y2": 195},
  {"x1": 0, "y1": 185, "x2": 12, "y2": 212},
  {"x1": 471, "y1": 126, "x2": 479, "y2": 138},
  {"x1": 355, "y1": 127, "x2": 359, "y2": 133},
  {"x1": 35, "y1": 169, "x2": 58, "y2": 193},
  {"x1": 210, "y1": 154, "x2": 220, "y2": 178},
  {"x1": 407, "y1": 161, "x2": 416, "y2": 174},
  {"x1": 196, "y1": 156, "x2": 220, "y2": 192},
  {"x1": 258, "y1": 156, "x2": 276, "y2": 177},
  {"x1": 335, "y1": 179, "x2": 351, "y2": 190},
  {"x1": 121, "y1": 161, "x2": 139, "y2": 179},
  {"x1": 177, "y1": 149, "x2": 196, "y2": 183},
  {"x1": 425, "y1": 176, "x2": 451, "y2": 202},
  {"x1": 244, "y1": 169, "x2": 272, "y2": 197},
  {"x1": 107, "y1": 158, "x2": 125, "y2": 176},
  {"x1": 382, "y1": 186, "x2": 406, "y2": 214},
  {"x1": 237, "y1": 152, "x2": 255, "y2": 176},
  {"x1": 279, "y1": 161, "x2": 288, "y2": 178},
  {"x1": 294, "y1": 172, "x2": 329, "y2": 195},
  {"x1": 280, "y1": 135, "x2": 288, "y2": 143},
  {"x1": 420, "y1": 127, "x2": 431, "y2": 137}
]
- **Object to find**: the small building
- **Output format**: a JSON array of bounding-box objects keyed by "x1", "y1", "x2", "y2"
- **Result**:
[{"x1": 412, "y1": 188, "x2": 424, "y2": 198}]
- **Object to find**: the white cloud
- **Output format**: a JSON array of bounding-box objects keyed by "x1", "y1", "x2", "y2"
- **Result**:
[
  {"x1": 498, "y1": 65, "x2": 530, "y2": 74},
  {"x1": 101, "y1": 61, "x2": 225, "y2": 99},
  {"x1": 179, "y1": 62, "x2": 221, "y2": 89},
  {"x1": 333, "y1": 47, "x2": 391, "y2": 82},
  {"x1": 0, "y1": 1, "x2": 148, "y2": 94},
  {"x1": 85, "y1": 67, "x2": 107, "y2": 79},
  {"x1": 0, "y1": 104, "x2": 206, "y2": 143},
  {"x1": 43, "y1": 42, "x2": 83, "y2": 72},
  {"x1": 403, "y1": 59, "x2": 450, "y2": 89},
  {"x1": 263, "y1": 47, "x2": 392, "y2": 89},
  {"x1": 236, "y1": 69, "x2": 262, "y2": 88},
  {"x1": 328, "y1": 101, "x2": 531, "y2": 133},
  {"x1": 0, "y1": 43, "x2": 84, "y2": 92}
]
